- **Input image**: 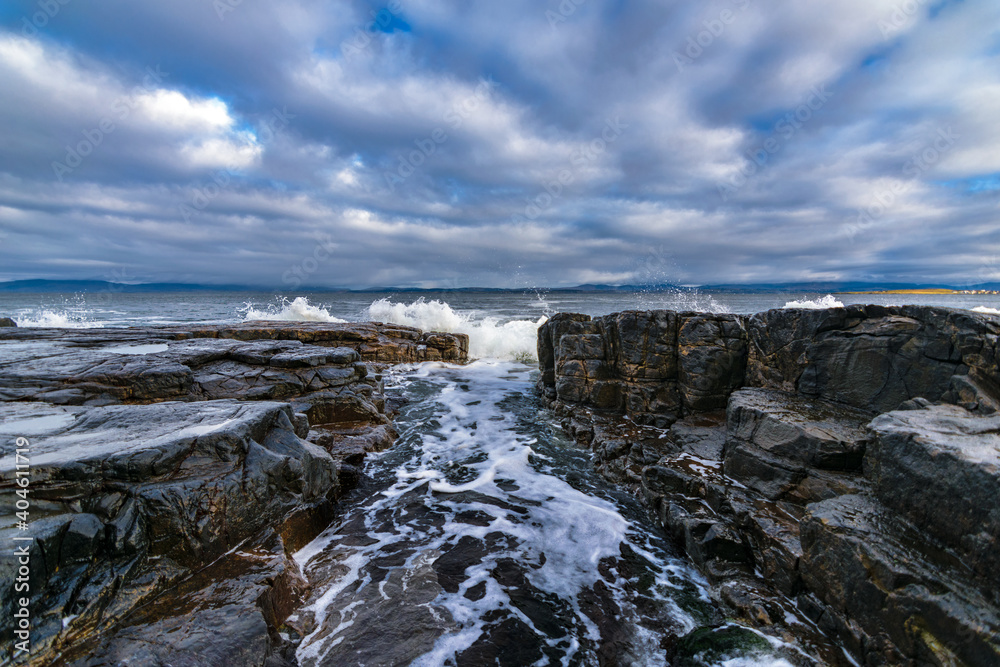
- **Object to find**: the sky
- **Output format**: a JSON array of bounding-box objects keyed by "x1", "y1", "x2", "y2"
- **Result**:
[{"x1": 0, "y1": 0, "x2": 998, "y2": 289}]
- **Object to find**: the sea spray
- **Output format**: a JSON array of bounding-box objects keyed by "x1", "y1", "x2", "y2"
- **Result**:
[
  {"x1": 14, "y1": 308, "x2": 105, "y2": 328},
  {"x1": 238, "y1": 296, "x2": 544, "y2": 362},
  {"x1": 366, "y1": 297, "x2": 544, "y2": 362},
  {"x1": 781, "y1": 294, "x2": 845, "y2": 310},
  {"x1": 242, "y1": 296, "x2": 348, "y2": 323}
]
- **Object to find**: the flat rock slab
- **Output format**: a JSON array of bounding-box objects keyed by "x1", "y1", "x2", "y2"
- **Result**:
[
  {"x1": 0, "y1": 321, "x2": 469, "y2": 364},
  {"x1": 0, "y1": 335, "x2": 370, "y2": 405},
  {"x1": 727, "y1": 388, "x2": 872, "y2": 471},
  {"x1": 0, "y1": 399, "x2": 305, "y2": 476},
  {"x1": 868, "y1": 403, "x2": 1000, "y2": 587},
  {"x1": 0, "y1": 399, "x2": 337, "y2": 665}
]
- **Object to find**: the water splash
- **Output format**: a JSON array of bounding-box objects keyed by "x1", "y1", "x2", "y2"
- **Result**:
[
  {"x1": 14, "y1": 308, "x2": 104, "y2": 328},
  {"x1": 781, "y1": 295, "x2": 845, "y2": 310},
  {"x1": 242, "y1": 296, "x2": 347, "y2": 323},
  {"x1": 367, "y1": 298, "x2": 544, "y2": 362}
]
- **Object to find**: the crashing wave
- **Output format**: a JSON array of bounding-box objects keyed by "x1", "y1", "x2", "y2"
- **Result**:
[
  {"x1": 781, "y1": 295, "x2": 845, "y2": 310},
  {"x1": 14, "y1": 309, "x2": 104, "y2": 328},
  {"x1": 242, "y1": 296, "x2": 347, "y2": 323},
  {"x1": 367, "y1": 298, "x2": 544, "y2": 362}
]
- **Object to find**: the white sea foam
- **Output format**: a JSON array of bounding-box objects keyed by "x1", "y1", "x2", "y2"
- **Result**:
[
  {"x1": 657, "y1": 289, "x2": 731, "y2": 314},
  {"x1": 972, "y1": 306, "x2": 1000, "y2": 315},
  {"x1": 781, "y1": 294, "x2": 844, "y2": 310},
  {"x1": 242, "y1": 296, "x2": 347, "y2": 323},
  {"x1": 718, "y1": 659, "x2": 796, "y2": 667},
  {"x1": 366, "y1": 297, "x2": 544, "y2": 362},
  {"x1": 14, "y1": 309, "x2": 104, "y2": 328}
]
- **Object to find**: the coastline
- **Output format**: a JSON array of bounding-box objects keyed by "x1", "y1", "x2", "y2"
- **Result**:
[
  {"x1": 3, "y1": 304, "x2": 1000, "y2": 664},
  {"x1": 837, "y1": 289, "x2": 1000, "y2": 295}
]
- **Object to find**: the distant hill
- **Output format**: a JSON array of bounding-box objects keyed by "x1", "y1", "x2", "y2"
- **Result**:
[
  {"x1": 696, "y1": 281, "x2": 1000, "y2": 294},
  {"x1": 2, "y1": 279, "x2": 999, "y2": 294},
  {"x1": 0, "y1": 280, "x2": 258, "y2": 293}
]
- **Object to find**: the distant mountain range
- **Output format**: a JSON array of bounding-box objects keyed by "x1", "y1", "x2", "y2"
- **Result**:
[{"x1": 2, "y1": 279, "x2": 999, "y2": 294}]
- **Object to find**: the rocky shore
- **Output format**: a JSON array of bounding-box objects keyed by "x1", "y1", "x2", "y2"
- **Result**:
[
  {"x1": 5, "y1": 306, "x2": 999, "y2": 665},
  {"x1": 0, "y1": 321, "x2": 467, "y2": 665},
  {"x1": 537, "y1": 305, "x2": 1000, "y2": 666}
]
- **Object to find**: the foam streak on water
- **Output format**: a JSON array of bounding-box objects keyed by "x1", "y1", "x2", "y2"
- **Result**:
[{"x1": 292, "y1": 362, "x2": 796, "y2": 666}]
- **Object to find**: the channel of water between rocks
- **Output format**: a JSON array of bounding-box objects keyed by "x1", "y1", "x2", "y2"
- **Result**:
[{"x1": 286, "y1": 361, "x2": 808, "y2": 666}]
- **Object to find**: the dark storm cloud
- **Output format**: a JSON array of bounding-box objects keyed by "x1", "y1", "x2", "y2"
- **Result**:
[{"x1": 0, "y1": 0, "x2": 998, "y2": 288}]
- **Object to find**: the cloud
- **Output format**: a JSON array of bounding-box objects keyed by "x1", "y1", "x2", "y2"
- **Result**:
[{"x1": 0, "y1": 0, "x2": 998, "y2": 288}]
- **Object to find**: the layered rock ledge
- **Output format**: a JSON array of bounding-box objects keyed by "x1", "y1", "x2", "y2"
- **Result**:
[
  {"x1": 538, "y1": 305, "x2": 1000, "y2": 666},
  {"x1": 0, "y1": 322, "x2": 468, "y2": 665}
]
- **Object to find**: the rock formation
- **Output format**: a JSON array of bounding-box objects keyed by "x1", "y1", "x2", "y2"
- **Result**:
[
  {"x1": 538, "y1": 305, "x2": 1000, "y2": 666},
  {"x1": 0, "y1": 322, "x2": 468, "y2": 665}
]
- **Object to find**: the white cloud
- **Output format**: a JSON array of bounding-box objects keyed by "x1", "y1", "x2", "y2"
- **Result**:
[{"x1": 1, "y1": 0, "x2": 999, "y2": 288}]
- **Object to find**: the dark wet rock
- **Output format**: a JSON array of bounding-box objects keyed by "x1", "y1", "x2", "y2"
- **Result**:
[
  {"x1": 723, "y1": 388, "x2": 870, "y2": 503},
  {"x1": 539, "y1": 305, "x2": 1000, "y2": 666},
  {"x1": 688, "y1": 521, "x2": 750, "y2": 566},
  {"x1": 291, "y1": 386, "x2": 387, "y2": 427},
  {"x1": 867, "y1": 403, "x2": 1000, "y2": 591},
  {"x1": 435, "y1": 535, "x2": 489, "y2": 593},
  {"x1": 0, "y1": 317, "x2": 16, "y2": 327},
  {"x1": 0, "y1": 335, "x2": 375, "y2": 406},
  {"x1": 678, "y1": 314, "x2": 748, "y2": 412},
  {"x1": 71, "y1": 530, "x2": 306, "y2": 667},
  {"x1": 456, "y1": 616, "x2": 551, "y2": 667},
  {"x1": 801, "y1": 494, "x2": 1000, "y2": 666},
  {"x1": 539, "y1": 311, "x2": 685, "y2": 426},
  {"x1": 0, "y1": 320, "x2": 468, "y2": 370},
  {"x1": 537, "y1": 312, "x2": 593, "y2": 399},
  {"x1": 332, "y1": 462, "x2": 361, "y2": 491},
  {"x1": 746, "y1": 305, "x2": 1000, "y2": 414},
  {"x1": 740, "y1": 500, "x2": 804, "y2": 596},
  {"x1": 296, "y1": 547, "x2": 456, "y2": 667},
  {"x1": 667, "y1": 411, "x2": 728, "y2": 459},
  {"x1": 307, "y1": 423, "x2": 397, "y2": 466},
  {"x1": 672, "y1": 624, "x2": 772, "y2": 667}
]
